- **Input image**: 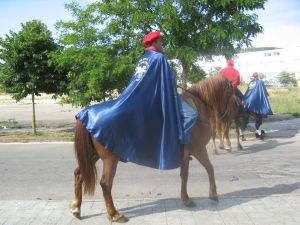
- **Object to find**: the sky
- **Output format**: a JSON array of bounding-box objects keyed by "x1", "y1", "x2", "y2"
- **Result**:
[{"x1": 1, "y1": 0, "x2": 300, "y2": 48}]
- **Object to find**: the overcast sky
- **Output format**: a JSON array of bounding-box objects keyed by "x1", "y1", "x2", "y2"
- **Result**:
[{"x1": 1, "y1": 0, "x2": 300, "y2": 48}]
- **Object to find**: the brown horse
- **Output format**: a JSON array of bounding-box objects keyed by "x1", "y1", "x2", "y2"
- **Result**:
[
  {"x1": 69, "y1": 75, "x2": 233, "y2": 222},
  {"x1": 211, "y1": 95, "x2": 243, "y2": 154}
]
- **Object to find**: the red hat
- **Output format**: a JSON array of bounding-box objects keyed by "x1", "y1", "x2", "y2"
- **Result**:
[
  {"x1": 227, "y1": 59, "x2": 234, "y2": 65},
  {"x1": 142, "y1": 31, "x2": 161, "y2": 46}
]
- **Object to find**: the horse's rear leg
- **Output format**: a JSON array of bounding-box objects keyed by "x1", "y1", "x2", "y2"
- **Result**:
[
  {"x1": 193, "y1": 149, "x2": 218, "y2": 201},
  {"x1": 91, "y1": 137, "x2": 127, "y2": 223},
  {"x1": 235, "y1": 120, "x2": 243, "y2": 150},
  {"x1": 222, "y1": 123, "x2": 232, "y2": 151},
  {"x1": 100, "y1": 157, "x2": 127, "y2": 222},
  {"x1": 180, "y1": 147, "x2": 195, "y2": 207},
  {"x1": 218, "y1": 122, "x2": 225, "y2": 150},
  {"x1": 70, "y1": 167, "x2": 83, "y2": 218},
  {"x1": 211, "y1": 123, "x2": 218, "y2": 155},
  {"x1": 70, "y1": 155, "x2": 99, "y2": 218}
]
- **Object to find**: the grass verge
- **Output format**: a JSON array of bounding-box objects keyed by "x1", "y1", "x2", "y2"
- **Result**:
[{"x1": 0, "y1": 131, "x2": 74, "y2": 143}]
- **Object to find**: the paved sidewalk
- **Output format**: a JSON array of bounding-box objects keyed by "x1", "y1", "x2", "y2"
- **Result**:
[{"x1": 1, "y1": 194, "x2": 300, "y2": 225}]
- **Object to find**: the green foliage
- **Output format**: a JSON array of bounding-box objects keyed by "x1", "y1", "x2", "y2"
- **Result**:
[
  {"x1": 55, "y1": 2, "x2": 139, "y2": 106},
  {"x1": 0, "y1": 20, "x2": 68, "y2": 101},
  {"x1": 0, "y1": 64, "x2": 4, "y2": 93},
  {"x1": 278, "y1": 71, "x2": 298, "y2": 87},
  {"x1": 0, "y1": 119, "x2": 23, "y2": 129},
  {"x1": 56, "y1": 0, "x2": 266, "y2": 106},
  {"x1": 186, "y1": 65, "x2": 207, "y2": 84},
  {"x1": 207, "y1": 66, "x2": 222, "y2": 77},
  {"x1": 258, "y1": 73, "x2": 266, "y2": 81}
]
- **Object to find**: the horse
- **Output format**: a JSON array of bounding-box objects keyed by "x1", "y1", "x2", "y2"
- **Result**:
[
  {"x1": 211, "y1": 97, "x2": 266, "y2": 155},
  {"x1": 69, "y1": 75, "x2": 234, "y2": 222},
  {"x1": 210, "y1": 95, "x2": 243, "y2": 154}
]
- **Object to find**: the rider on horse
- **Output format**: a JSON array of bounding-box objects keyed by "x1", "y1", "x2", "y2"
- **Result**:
[
  {"x1": 218, "y1": 59, "x2": 244, "y2": 101},
  {"x1": 76, "y1": 31, "x2": 197, "y2": 169}
]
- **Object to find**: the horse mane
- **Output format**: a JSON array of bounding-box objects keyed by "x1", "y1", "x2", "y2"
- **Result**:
[{"x1": 190, "y1": 75, "x2": 228, "y2": 108}]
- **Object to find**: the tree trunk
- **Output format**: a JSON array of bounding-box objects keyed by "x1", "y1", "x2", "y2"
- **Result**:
[
  {"x1": 31, "y1": 93, "x2": 37, "y2": 135},
  {"x1": 181, "y1": 59, "x2": 189, "y2": 89}
]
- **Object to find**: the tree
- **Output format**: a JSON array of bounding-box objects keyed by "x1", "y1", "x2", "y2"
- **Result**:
[
  {"x1": 0, "y1": 20, "x2": 68, "y2": 134},
  {"x1": 54, "y1": 2, "x2": 137, "y2": 106},
  {"x1": 208, "y1": 66, "x2": 222, "y2": 77},
  {"x1": 258, "y1": 72, "x2": 266, "y2": 82},
  {"x1": 278, "y1": 71, "x2": 298, "y2": 87},
  {"x1": 57, "y1": 0, "x2": 266, "y2": 105},
  {"x1": 0, "y1": 63, "x2": 4, "y2": 92}
]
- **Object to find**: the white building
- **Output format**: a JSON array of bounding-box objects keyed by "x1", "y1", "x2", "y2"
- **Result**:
[{"x1": 197, "y1": 47, "x2": 300, "y2": 84}]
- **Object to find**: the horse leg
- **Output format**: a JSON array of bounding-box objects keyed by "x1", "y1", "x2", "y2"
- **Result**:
[
  {"x1": 210, "y1": 118, "x2": 218, "y2": 154},
  {"x1": 192, "y1": 148, "x2": 218, "y2": 201},
  {"x1": 239, "y1": 127, "x2": 246, "y2": 141},
  {"x1": 218, "y1": 122, "x2": 225, "y2": 150},
  {"x1": 239, "y1": 108, "x2": 249, "y2": 141},
  {"x1": 180, "y1": 146, "x2": 195, "y2": 207},
  {"x1": 235, "y1": 118, "x2": 243, "y2": 150},
  {"x1": 223, "y1": 122, "x2": 232, "y2": 151},
  {"x1": 70, "y1": 167, "x2": 83, "y2": 218},
  {"x1": 100, "y1": 157, "x2": 127, "y2": 222}
]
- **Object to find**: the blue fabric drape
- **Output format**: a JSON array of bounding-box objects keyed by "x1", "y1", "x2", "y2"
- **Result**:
[
  {"x1": 76, "y1": 50, "x2": 196, "y2": 170},
  {"x1": 243, "y1": 79, "x2": 273, "y2": 116}
]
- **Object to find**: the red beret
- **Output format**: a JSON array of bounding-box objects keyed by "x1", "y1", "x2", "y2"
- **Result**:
[
  {"x1": 227, "y1": 59, "x2": 234, "y2": 65},
  {"x1": 142, "y1": 31, "x2": 161, "y2": 46}
]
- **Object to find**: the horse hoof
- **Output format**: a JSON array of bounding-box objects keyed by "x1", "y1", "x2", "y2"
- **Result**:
[
  {"x1": 223, "y1": 145, "x2": 232, "y2": 152},
  {"x1": 70, "y1": 207, "x2": 81, "y2": 219},
  {"x1": 108, "y1": 212, "x2": 128, "y2": 223},
  {"x1": 69, "y1": 200, "x2": 81, "y2": 219}
]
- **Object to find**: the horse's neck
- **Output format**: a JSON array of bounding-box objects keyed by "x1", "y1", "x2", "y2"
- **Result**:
[
  {"x1": 191, "y1": 95, "x2": 212, "y2": 125},
  {"x1": 182, "y1": 88, "x2": 215, "y2": 124}
]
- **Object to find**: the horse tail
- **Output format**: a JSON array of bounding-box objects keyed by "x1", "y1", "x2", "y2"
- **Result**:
[{"x1": 74, "y1": 120, "x2": 98, "y2": 195}]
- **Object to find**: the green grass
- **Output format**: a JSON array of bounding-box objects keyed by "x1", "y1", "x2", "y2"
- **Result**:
[
  {"x1": 268, "y1": 87, "x2": 300, "y2": 117},
  {"x1": 0, "y1": 119, "x2": 25, "y2": 129},
  {"x1": 0, "y1": 131, "x2": 74, "y2": 142},
  {"x1": 0, "y1": 118, "x2": 74, "y2": 142}
]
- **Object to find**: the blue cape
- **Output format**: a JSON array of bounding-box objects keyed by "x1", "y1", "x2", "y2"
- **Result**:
[
  {"x1": 76, "y1": 50, "x2": 185, "y2": 170},
  {"x1": 243, "y1": 79, "x2": 273, "y2": 116}
]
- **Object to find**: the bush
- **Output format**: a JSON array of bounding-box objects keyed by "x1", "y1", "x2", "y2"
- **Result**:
[{"x1": 278, "y1": 71, "x2": 298, "y2": 87}]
